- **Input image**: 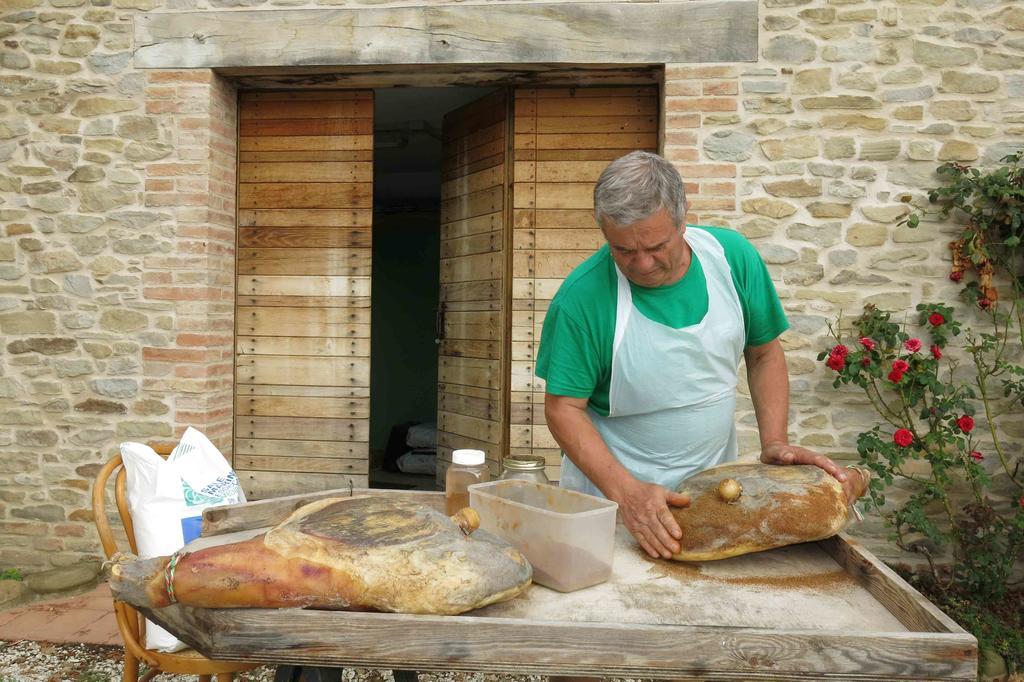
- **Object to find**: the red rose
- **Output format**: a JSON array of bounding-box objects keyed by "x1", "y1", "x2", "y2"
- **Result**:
[
  {"x1": 904, "y1": 338, "x2": 922, "y2": 353},
  {"x1": 892, "y1": 359, "x2": 909, "y2": 373},
  {"x1": 950, "y1": 271, "x2": 963, "y2": 283},
  {"x1": 930, "y1": 345, "x2": 942, "y2": 360},
  {"x1": 969, "y1": 450, "x2": 983, "y2": 461},
  {"x1": 1019, "y1": 496, "x2": 1024, "y2": 509},
  {"x1": 893, "y1": 429, "x2": 914, "y2": 447},
  {"x1": 928, "y1": 312, "x2": 945, "y2": 326},
  {"x1": 861, "y1": 356, "x2": 871, "y2": 367},
  {"x1": 859, "y1": 337, "x2": 876, "y2": 351},
  {"x1": 826, "y1": 354, "x2": 846, "y2": 371},
  {"x1": 957, "y1": 415, "x2": 974, "y2": 433},
  {"x1": 888, "y1": 369, "x2": 905, "y2": 383},
  {"x1": 831, "y1": 344, "x2": 850, "y2": 358},
  {"x1": 978, "y1": 297, "x2": 992, "y2": 310}
]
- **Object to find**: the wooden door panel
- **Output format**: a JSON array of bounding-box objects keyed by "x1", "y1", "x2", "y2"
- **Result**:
[
  {"x1": 437, "y1": 89, "x2": 510, "y2": 483},
  {"x1": 237, "y1": 275, "x2": 371, "y2": 298},
  {"x1": 235, "y1": 336, "x2": 370, "y2": 358},
  {"x1": 237, "y1": 248, "x2": 371, "y2": 276},
  {"x1": 239, "y1": 119, "x2": 373, "y2": 138},
  {"x1": 235, "y1": 90, "x2": 373, "y2": 497},
  {"x1": 235, "y1": 437, "x2": 368, "y2": 458},
  {"x1": 235, "y1": 416, "x2": 369, "y2": 442},
  {"x1": 233, "y1": 455, "x2": 369, "y2": 476},
  {"x1": 442, "y1": 213, "x2": 503, "y2": 240},
  {"x1": 238, "y1": 209, "x2": 371, "y2": 228},
  {"x1": 236, "y1": 355, "x2": 371, "y2": 387},
  {"x1": 238, "y1": 161, "x2": 372, "y2": 183},
  {"x1": 235, "y1": 395, "x2": 369, "y2": 419},
  {"x1": 237, "y1": 226, "x2": 372, "y2": 250},
  {"x1": 238, "y1": 182, "x2": 372, "y2": 209},
  {"x1": 510, "y1": 85, "x2": 660, "y2": 482}
]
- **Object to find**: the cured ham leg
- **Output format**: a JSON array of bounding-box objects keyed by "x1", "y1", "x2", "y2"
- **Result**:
[
  {"x1": 671, "y1": 463, "x2": 871, "y2": 561},
  {"x1": 110, "y1": 496, "x2": 532, "y2": 616}
]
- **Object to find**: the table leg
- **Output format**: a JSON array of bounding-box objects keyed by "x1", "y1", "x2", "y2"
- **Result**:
[
  {"x1": 273, "y1": 666, "x2": 301, "y2": 682},
  {"x1": 273, "y1": 667, "x2": 417, "y2": 682},
  {"x1": 273, "y1": 666, "x2": 344, "y2": 682}
]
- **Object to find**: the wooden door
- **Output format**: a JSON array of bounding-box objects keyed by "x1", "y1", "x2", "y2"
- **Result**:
[
  {"x1": 436, "y1": 90, "x2": 511, "y2": 483},
  {"x1": 510, "y1": 86, "x2": 660, "y2": 482},
  {"x1": 234, "y1": 90, "x2": 373, "y2": 499}
]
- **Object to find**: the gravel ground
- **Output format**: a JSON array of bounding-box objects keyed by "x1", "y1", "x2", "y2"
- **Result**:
[
  {"x1": 0, "y1": 641, "x2": 270, "y2": 682},
  {"x1": 0, "y1": 640, "x2": 544, "y2": 682}
]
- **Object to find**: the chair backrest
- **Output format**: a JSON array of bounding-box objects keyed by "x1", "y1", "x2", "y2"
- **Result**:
[
  {"x1": 91, "y1": 442, "x2": 257, "y2": 677},
  {"x1": 91, "y1": 442, "x2": 176, "y2": 668}
]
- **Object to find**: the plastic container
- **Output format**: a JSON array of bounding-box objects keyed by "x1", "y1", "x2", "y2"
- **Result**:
[
  {"x1": 499, "y1": 455, "x2": 550, "y2": 485},
  {"x1": 445, "y1": 448, "x2": 489, "y2": 515},
  {"x1": 468, "y1": 479, "x2": 618, "y2": 592}
]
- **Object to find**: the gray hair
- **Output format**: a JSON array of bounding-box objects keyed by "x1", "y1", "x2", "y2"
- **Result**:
[{"x1": 593, "y1": 151, "x2": 687, "y2": 229}]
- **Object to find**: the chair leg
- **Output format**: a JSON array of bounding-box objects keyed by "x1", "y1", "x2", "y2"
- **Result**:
[
  {"x1": 122, "y1": 651, "x2": 139, "y2": 682},
  {"x1": 138, "y1": 669, "x2": 159, "y2": 682},
  {"x1": 215, "y1": 674, "x2": 234, "y2": 682},
  {"x1": 199, "y1": 676, "x2": 212, "y2": 682}
]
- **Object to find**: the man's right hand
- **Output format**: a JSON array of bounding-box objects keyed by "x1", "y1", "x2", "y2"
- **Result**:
[
  {"x1": 543, "y1": 394, "x2": 691, "y2": 558},
  {"x1": 612, "y1": 480, "x2": 691, "y2": 559}
]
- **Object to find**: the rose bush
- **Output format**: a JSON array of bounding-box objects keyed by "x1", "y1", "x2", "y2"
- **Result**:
[
  {"x1": 819, "y1": 152, "x2": 1024, "y2": 671},
  {"x1": 820, "y1": 303, "x2": 1023, "y2": 604}
]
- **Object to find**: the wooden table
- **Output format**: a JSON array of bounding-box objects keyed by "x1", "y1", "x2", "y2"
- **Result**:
[{"x1": 137, "y1": 488, "x2": 977, "y2": 681}]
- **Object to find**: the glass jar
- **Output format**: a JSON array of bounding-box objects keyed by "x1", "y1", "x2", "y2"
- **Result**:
[
  {"x1": 500, "y1": 455, "x2": 550, "y2": 485},
  {"x1": 445, "y1": 448, "x2": 489, "y2": 515}
]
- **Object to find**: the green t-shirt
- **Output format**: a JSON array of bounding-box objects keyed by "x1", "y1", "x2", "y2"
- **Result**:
[{"x1": 535, "y1": 226, "x2": 789, "y2": 416}]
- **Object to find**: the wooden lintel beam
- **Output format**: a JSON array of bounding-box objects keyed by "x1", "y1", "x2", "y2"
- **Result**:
[{"x1": 134, "y1": 2, "x2": 757, "y2": 69}]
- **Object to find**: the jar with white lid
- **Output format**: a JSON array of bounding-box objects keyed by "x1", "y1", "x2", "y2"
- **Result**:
[{"x1": 445, "y1": 448, "x2": 489, "y2": 515}]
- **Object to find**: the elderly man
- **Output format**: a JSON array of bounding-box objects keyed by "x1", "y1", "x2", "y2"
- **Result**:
[{"x1": 536, "y1": 150, "x2": 854, "y2": 560}]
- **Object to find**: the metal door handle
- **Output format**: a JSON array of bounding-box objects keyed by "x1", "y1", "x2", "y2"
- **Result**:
[{"x1": 435, "y1": 301, "x2": 446, "y2": 345}]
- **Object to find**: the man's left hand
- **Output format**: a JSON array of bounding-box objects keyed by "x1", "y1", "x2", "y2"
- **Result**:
[{"x1": 760, "y1": 442, "x2": 858, "y2": 503}]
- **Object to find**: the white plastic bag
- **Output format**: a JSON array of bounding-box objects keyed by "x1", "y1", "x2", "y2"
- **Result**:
[{"x1": 120, "y1": 427, "x2": 246, "y2": 652}]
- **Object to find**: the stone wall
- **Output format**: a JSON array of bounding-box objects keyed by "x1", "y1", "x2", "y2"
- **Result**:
[
  {"x1": 667, "y1": 3, "x2": 1024, "y2": 551},
  {"x1": 0, "y1": 0, "x2": 1022, "y2": 571},
  {"x1": 1, "y1": 0, "x2": 240, "y2": 568}
]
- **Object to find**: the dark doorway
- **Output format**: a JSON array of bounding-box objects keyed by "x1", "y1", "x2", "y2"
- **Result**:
[{"x1": 369, "y1": 87, "x2": 496, "y2": 490}]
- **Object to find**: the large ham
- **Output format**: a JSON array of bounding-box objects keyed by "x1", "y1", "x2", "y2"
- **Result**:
[
  {"x1": 110, "y1": 495, "x2": 532, "y2": 615},
  {"x1": 671, "y1": 463, "x2": 871, "y2": 561}
]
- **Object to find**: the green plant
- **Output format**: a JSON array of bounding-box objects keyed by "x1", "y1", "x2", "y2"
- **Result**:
[
  {"x1": 821, "y1": 305, "x2": 1024, "y2": 605},
  {"x1": 897, "y1": 565, "x2": 1024, "y2": 672},
  {"x1": 818, "y1": 153, "x2": 1024, "y2": 608},
  {"x1": 906, "y1": 151, "x2": 1024, "y2": 318},
  {"x1": 0, "y1": 568, "x2": 23, "y2": 581}
]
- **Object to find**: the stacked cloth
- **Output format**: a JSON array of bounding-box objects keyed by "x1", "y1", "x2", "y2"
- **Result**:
[{"x1": 397, "y1": 422, "x2": 437, "y2": 475}]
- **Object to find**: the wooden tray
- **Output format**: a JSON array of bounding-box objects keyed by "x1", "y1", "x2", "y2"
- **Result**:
[{"x1": 136, "y1": 488, "x2": 976, "y2": 681}]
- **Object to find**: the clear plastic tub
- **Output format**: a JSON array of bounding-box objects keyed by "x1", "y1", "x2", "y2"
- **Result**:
[{"x1": 468, "y1": 479, "x2": 618, "y2": 592}]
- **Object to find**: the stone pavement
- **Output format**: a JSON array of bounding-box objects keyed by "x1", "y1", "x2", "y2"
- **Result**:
[{"x1": 0, "y1": 582, "x2": 120, "y2": 646}]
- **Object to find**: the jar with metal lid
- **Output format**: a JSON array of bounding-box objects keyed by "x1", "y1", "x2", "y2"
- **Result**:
[{"x1": 500, "y1": 455, "x2": 550, "y2": 485}]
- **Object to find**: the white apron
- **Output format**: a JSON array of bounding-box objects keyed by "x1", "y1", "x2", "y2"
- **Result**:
[{"x1": 560, "y1": 228, "x2": 746, "y2": 496}]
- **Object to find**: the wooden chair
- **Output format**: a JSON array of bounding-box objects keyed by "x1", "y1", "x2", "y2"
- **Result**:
[{"x1": 92, "y1": 443, "x2": 259, "y2": 682}]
